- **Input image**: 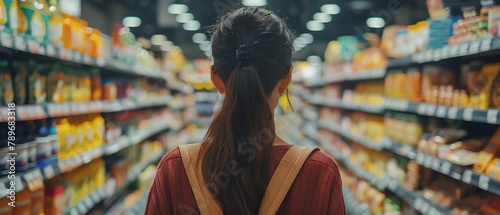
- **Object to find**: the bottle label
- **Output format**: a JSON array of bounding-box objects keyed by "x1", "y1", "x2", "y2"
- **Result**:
[
  {"x1": 37, "y1": 138, "x2": 52, "y2": 161},
  {"x1": 0, "y1": 1, "x2": 6, "y2": 25},
  {"x1": 31, "y1": 11, "x2": 45, "y2": 42},
  {"x1": 49, "y1": 18, "x2": 63, "y2": 44}
]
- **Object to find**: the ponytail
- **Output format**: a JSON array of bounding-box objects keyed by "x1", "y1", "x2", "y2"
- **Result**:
[
  {"x1": 199, "y1": 62, "x2": 275, "y2": 215},
  {"x1": 199, "y1": 7, "x2": 295, "y2": 215}
]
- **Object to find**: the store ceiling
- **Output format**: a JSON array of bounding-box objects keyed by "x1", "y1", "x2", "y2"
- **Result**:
[{"x1": 82, "y1": 0, "x2": 429, "y2": 60}]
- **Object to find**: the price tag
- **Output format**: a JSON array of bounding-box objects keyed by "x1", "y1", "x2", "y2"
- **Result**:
[
  {"x1": 432, "y1": 158, "x2": 441, "y2": 170},
  {"x1": 463, "y1": 108, "x2": 474, "y2": 121},
  {"x1": 469, "y1": 41, "x2": 481, "y2": 54},
  {"x1": 46, "y1": 44, "x2": 56, "y2": 56},
  {"x1": 84, "y1": 197, "x2": 93, "y2": 209},
  {"x1": 418, "y1": 104, "x2": 427, "y2": 115},
  {"x1": 480, "y1": 38, "x2": 492, "y2": 52},
  {"x1": 436, "y1": 106, "x2": 447, "y2": 117},
  {"x1": 463, "y1": 170, "x2": 473, "y2": 184},
  {"x1": 433, "y1": 49, "x2": 441, "y2": 61},
  {"x1": 428, "y1": 207, "x2": 440, "y2": 215},
  {"x1": 421, "y1": 201, "x2": 430, "y2": 213},
  {"x1": 0, "y1": 32, "x2": 14, "y2": 48},
  {"x1": 479, "y1": 175, "x2": 490, "y2": 190},
  {"x1": 43, "y1": 165, "x2": 55, "y2": 179},
  {"x1": 424, "y1": 156, "x2": 433, "y2": 167},
  {"x1": 14, "y1": 36, "x2": 27, "y2": 51},
  {"x1": 449, "y1": 45, "x2": 460, "y2": 57},
  {"x1": 426, "y1": 104, "x2": 436, "y2": 115},
  {"x1": 417, "y1": 153, "x2": 425, "y2": 164},
  {"x1": 440, "y1": 161, "x2": 452, "y2": 175},
  {"x1": 441, "y1": 46, "x2": 450, "y2": 59},
  {"x1": 38, "y1": 45, "x2": 46, "y2": 55},
  {"x1": 459, "y1": 43, "x2": 469, "y2": 55},
  {"x1": 27, "y1": 40, "x2": 39, "y2": 53},
  {"x1": 83, "y1": 55, "x2": 92, "y2": 64},
  {"x1": 424, "y1": 50, "x2": 432, "y2": 62},
  {"x1": 487, "y1": 109, "x2": 498, "y2": 124},
  {"x1": 448, "y1": 107, "x2": 459, "y2": 119},
  {"x1": 77, "y1": 203, "x2": 87, "y2": 214}
]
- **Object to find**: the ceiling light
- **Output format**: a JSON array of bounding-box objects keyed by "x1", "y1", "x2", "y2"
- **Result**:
[
  {"x1": 306, "y1": 20, "x2": 324, "y2": 31},
  {"x1": 321, "y1": 4, "x2": 340, "y2": 14},
  {"x1": 366, "y1": 17, "x2": 385, "y2": 28},
  {"x1": 122, "y1": 16, "x2": 141, "y2": 27},
  {"x1": 151, "y1": 34, "x2": 166, "y2": 45},
  {"x1": 313, "y1": 13, "x2": 332, "y2": 23},
  {"x1": 199, "y1": 41, "x2": 211, "y2": 51},
  {"x1": 300, "y1": 33, "x2": 314, "y2": 44},
  {"x1": 161, "y1": 41, "x2": 174, "y2": 51},
  {"x1": 242, "y1": 0, "x2": 267, "y2": 6},
  {"x1": 192, "y1": 33, "x2": 207, "y2": 43},
  {"x1": 176, "y1": 13, "x2": 194, "y2": 23},
  {"x1": 183, "y1": 20, "x2": 201, "y2": 31},
  {"x1": 294, "y1": 40, "x2": 305, "y2": 49},
  {"x1": 167, "y1": 4, "x2": 188, "y2": 14}
]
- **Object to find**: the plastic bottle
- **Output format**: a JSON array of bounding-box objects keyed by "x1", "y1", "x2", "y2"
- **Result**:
[
  {"x1": 55, "y1": 118, "x2": 72, "y2": 160},
  {"x1": 36, "y1": 120, "x2": 52, "y2": 166},
  {"x1": 15, "y1": 123, "x2": 29, "y2": 171},
  {"x1": 25, "y1": 121, "x2": 38, "y2": 169},
  {"x1": 47, "y1": 0, "x2": 63, "y2": 46},
  {"x1": 0, "y1": 60, "x2": 14, "y2": 106},
  {"x1": 29, "y1": 63, "x2": 47, "y2": 104},
  {"x1": 48, "y1": 119, "x2": 59, "y2": 160},
  {"x1": 13, "y1": 61, "x2": 29, "y2": 105},
  {"x1": 36, "y1": 0, "x2": 50, "y2": 44}
]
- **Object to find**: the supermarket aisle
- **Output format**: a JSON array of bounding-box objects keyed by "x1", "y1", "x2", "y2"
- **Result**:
[{"x1": 1, "y1": 0, "x2": 500, "y2": 214}]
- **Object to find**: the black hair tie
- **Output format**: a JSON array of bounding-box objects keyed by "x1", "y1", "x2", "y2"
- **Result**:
[{"x1": 236, "y1": 45, "x2": 253, "y2": 61}]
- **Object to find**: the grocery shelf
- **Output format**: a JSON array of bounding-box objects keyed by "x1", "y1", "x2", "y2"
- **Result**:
[
  {"x1": 385, "y1": 99, "x2": 500, "y2": 125},
  {"x1": 318, "y1": 121, "x2": 385, "y2": 150},
  {"x1": 383, "y1": 139, "x2": 418, "y2": 160},
  {"x1": 125, "y1": 190, "x2": 149, "y2": 215},
  {"x1": 342, "y1": 186, "x2": 370, "y2": 215},
  {"x1": 413, "y1": 151, "x2": 500, "y2": 196},
  {"x1": 65, "y1": 149, "x2": 165, "y2": 215},
  {"x1": 0, "y1": 97, "x2": 171, "y2": 122},
  {"x1": 37, "y1": 123, "x2": 170, "y2": 183},
  {"x1": 321, "y1": 141, "x2": 453, "y2": 215},
  {"x1": 304, "y1": 69, "x2": 386, "y2": 87},
  {"x1": 0, "y1": 32, "x2": 167, "y2": 80},
  {"x1": 387, "y1": 37, "x2": 500, "y2": 68},
  {"x1": 304, "y1": 95, "x2": 384, "y2": 114}
]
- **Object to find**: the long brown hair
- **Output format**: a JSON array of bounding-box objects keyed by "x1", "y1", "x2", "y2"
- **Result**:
[{"x1": 198, "y1": 7, "x2": 295, "y2": 215}]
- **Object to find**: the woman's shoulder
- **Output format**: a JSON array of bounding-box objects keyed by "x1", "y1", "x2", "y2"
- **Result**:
[
  {"x1": 304, "y1": 149, "x2": 341, "y2": 174},
  {"x1": 157, "y1": 147, "x2": 183, "y2": 169}
]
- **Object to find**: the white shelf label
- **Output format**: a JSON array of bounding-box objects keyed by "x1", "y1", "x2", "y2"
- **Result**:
[
  {"x1": 463, "y1": 170, "x2": 473, "y2": 184},
  {"x1": 487, "y1": 109, "x2": 498, "y2": 124},
  {"x1": 449, "y1": 45, "x2": 460, "y2": 57},
  {"x1": 479, "y1": 175, "x2": 490, "y2": 190},
  {"x1": 469, "y1": 41, "x2": 481, "y2": 54},
  {"x1": 480, "y1": 38, "x2": 493, "y2": 52},
  {"x1": 43, "y1": 165, "x2": 55, "y2": 179},
  {"x1": 459, "y1": 43, "x2": 469, "y2": 55},
  {"x1": 421, "y1": 201, "x2": 430, "y2": 213},
  {"x1": 427, "y1": 104, "x2": 436, "y2": 115},
  {"x1": 463, "y1": 108, "x2": 474, "y2": 121},
  {"x1": 440, "y1": 161, "x2": 452, "y2": 175},
  {"x1": 414, "y1": 198, "x2": 423, "y2": 210},
  {"x1": 416, "y1": 153, "x2": 425, "y2": 164},
  {"x1": 448, "y1": 107, "x2": 459, "y2": 119},
  {"x1": 424, "y1": 156, "x2": 433, "y2": 167},
  {"x1": 418, "y1": 104, "x2": 427, "y2": 115},
  {"x1": 441, "y1": 46, "x2": 450, "y2": 59},
  {"x1": 0, "y1": 32, "x2": 14, "y2": 48},
  {"x1": 436, "y1": 106, "x2": 447, "y2": 117},
  {"x1": 433, "y1": 49, "x2": 441, "y2": 61},
  {"x1": 432, "y1": 158, "x2": 441, "y2": 170}
]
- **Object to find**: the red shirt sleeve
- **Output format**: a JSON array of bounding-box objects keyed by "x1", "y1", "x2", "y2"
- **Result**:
[
  {"x1": 328, "y1": 160, "x2": 346, "y2": 214},
  {"x1": 145, "y1": 153, "x2": 175, "y2": 215}
]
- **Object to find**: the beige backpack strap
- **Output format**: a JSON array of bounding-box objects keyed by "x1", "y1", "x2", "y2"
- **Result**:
[
  {"x1": 179, "y1": 144, "x2": 224, "y2": 215},
  {"x1": 258, "y1": 146, "x2": 318, "y2": 215}
]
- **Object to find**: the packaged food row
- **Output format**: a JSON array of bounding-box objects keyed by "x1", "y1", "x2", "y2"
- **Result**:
[
  {"x1": 381, "y1": 0, "x2": 500, "y2": 58},
  {"x1": 0, "y1": 59, "x2": 169, "y2": 106},
  {"x1": 385, "y1": 62, "x2": 500, "y2": 109}
]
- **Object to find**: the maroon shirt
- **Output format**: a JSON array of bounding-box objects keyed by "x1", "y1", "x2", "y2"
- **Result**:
[{"x1": 145, "y1": 145, "x2": 346, "y2": 215}]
